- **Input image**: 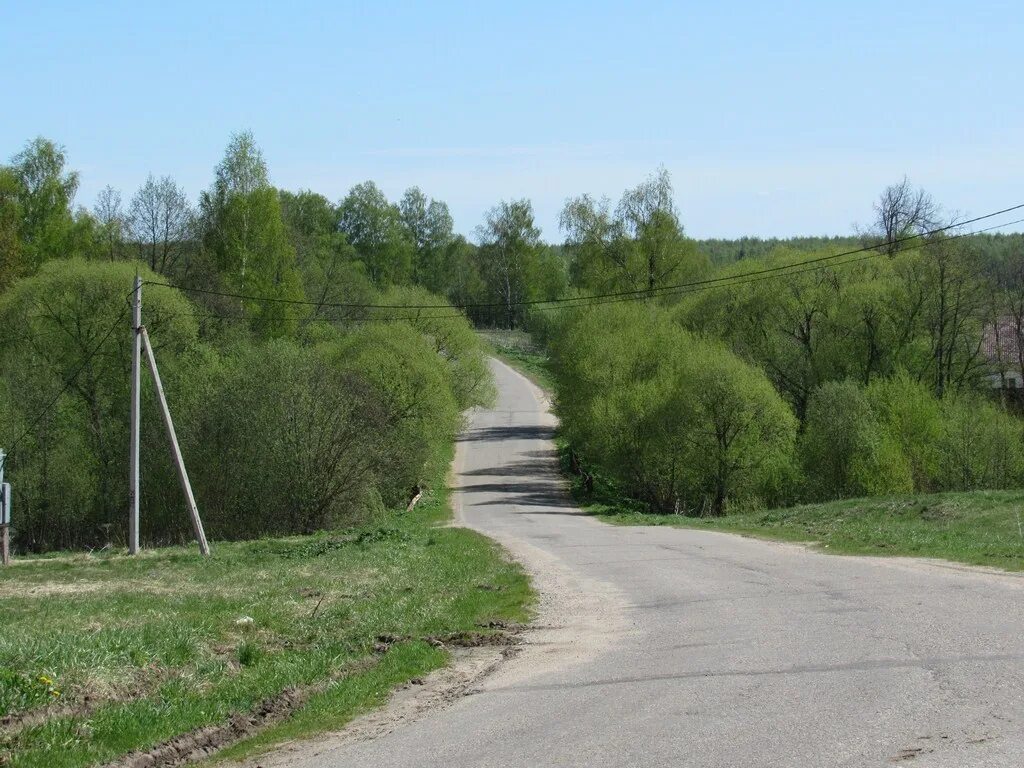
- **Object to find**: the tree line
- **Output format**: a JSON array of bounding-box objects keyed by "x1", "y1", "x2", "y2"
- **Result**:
[
  {"x1": 0, "y1": 133, "x2": 497, "y2": 552},
  {"x1": 3, "y1": 132, "x2": 1024, "y2": 546},
  {"x1": 543, "y1": 180, "x2": 1024, "y2": 515}
]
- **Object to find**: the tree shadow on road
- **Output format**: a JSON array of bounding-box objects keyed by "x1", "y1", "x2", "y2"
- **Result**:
[{"x1": 456, "y1": 425, "x2": 556, "y2": 443}]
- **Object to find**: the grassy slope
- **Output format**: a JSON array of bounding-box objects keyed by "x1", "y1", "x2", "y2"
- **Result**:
[
  {"x1": 0, "y1": 471, "x2": 532, "y2": 767},
  {"x1": 487, "y1": 334, "x2": 1024, "y2": 573}
]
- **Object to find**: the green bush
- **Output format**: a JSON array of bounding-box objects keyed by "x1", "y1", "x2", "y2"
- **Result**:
[
  {"x1": 0, "y1": 263, "x2": 481, "y2": 552},
  {"x1": 800, "y1": 380, "x2": 914, "y2": 499},
  {"x1": 336, "y1": 321, "x2": 460, "y2": 505},
  {"x1": 378, "y1": 285, "x2": 495, "y2": 409},
  {"x1": 800, "y1": 381, "x2": 873, "y2": 499},
  {"x1": 184, "y1": 340, "x2": 388, "y2": 539},
  {"x1": 800, "y1": 376, "x2": 1024, "y2": 500},
  {"x1": 551, "y1": 303, "x2": 797, "y2": 515},
  {"x1": 936, "y1": 395, "x2": 1024, "y2": 490},
  {"x1": 847, "y1": 431, "x2": 914, "y2": 497},
  {"x1": 672, "y1": 342, "x2": 798, "y2": 514},
  {"x1": 180, "y1": 320, "x2": 464, "y2": 540},
  {"x1": 864, "y1": 372, "x2": 943, "y2": 491}
]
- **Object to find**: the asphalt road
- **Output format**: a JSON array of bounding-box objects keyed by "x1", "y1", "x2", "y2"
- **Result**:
[{"x1": 280, "y1": 358, "x2": 1024, "y2": 767}]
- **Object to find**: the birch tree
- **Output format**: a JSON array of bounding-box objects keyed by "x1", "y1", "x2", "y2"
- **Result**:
[{"x1": 476, "y1": 199, "x2": 541, "y2": 328}]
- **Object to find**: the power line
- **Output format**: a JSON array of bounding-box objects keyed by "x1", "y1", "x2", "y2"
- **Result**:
[
  {"x1": 5, "y1": 215, "x2": 1019, "y2": 353},
  {"x1": 527, "y1": 216, "x2": 1024, "y2": 314},
  {"x1": 138, "y1": 213, "x2": 1024, "y2": 325},
  {"x1": 642, "y1": 216, "x2": 1024, "y2": 303},
  {"x1": 142, "y1": 203, "x2": 1024, "y2": 311},
  {"x1": 2, "y1": 213, "x2": 1020, "y2": 472}
]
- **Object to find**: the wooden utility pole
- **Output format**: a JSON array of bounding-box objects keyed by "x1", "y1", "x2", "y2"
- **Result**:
[
  {"x1": 140, "y1": 326, "x2": 210, "y2": 556},
  {"x1": 128, "y1": 274, "x2": 141, "y2": 554}
]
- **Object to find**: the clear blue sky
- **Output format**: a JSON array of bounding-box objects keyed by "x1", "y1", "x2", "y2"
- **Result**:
[{"x1": 3, "y1": 1, "x2": 1021, "y2": 239}]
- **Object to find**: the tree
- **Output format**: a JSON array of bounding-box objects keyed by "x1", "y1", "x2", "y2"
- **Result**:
[
  {"x1": 399, "y1": 186, "x2": 455, "y2": 289},
  {"x1": 0, "y1": 260, "x2": 200, "y2": 550},
  {"x1": 337, "y1": 181, "x2": 412, "y2": 285},
  {"x1": 476, "y1": 199, "x2": 542, "y2": 328},
  {"x1": 199, "y1": 130, "x2": 271, "y2": 274},
  {"x1": 561, "y1": 168, "x2": 705, "y2": 293},
  {"x1": 93, "y1": 186, "x2": 127, "y2": 261},
  {"x1": 197, "y1": 133, "x2": 306, "y2": 337},
  {"x1": 218, "y1": 186, "x2": 305, "y2": 337},
  {"x1": 279, "y1": 189, "x2": 370, "y2": 319},
  {"x1": 212, "y1": 130, "x2": 269, "y2": 197},
  {"x1": 986, "y1": 242, "x2": 1024, "y2": 390},
  {"x1": 889, "y1": 235, "x2": 988, "y2": 397},
  {"x1": 674, "y1": 248, "x2": 845, "y2": 422},
  {"x1": 0, "y1": 166, "x2": 21, "y2": 288},
  {"x1": 618, "y1": 167, "x2": 689, "y2": 291},
  {"x1": 9, "y1": 137, "x2": 79, "y2": 269},
  {"x1": 936, "y1": 395, "x2": 1024, "y2": 490},
  {"x1": 129, "y1": 175, "x2": 192, "y2": 272},
  {"x1": 442, "y1": 235, "x2": 487, "y2": 314},
  {"x1": 870, "y1": 177, "x2": 940, "y2": 255}
]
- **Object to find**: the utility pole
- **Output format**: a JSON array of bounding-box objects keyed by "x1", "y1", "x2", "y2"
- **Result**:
[
  {"x1": 128, "y1": 274, "x2": 141, "y2": 554},
  {"x1": 127, "y1": 276, "x2": 210, "y2": 556},
  {"x1": 140, "y1": 326, "x2": 210, "y2": 556}
]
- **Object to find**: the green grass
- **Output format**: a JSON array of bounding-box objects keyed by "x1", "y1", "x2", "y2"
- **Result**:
[
  {"x1": 478, "y1": 329, "x2": 554, "y2": 391},
  {"x1": 0, "y1": 480, "x2": 533, "y2": 767},
  {"x1": 589, "y1": 491, "x2": 1024, "y2": 571}
]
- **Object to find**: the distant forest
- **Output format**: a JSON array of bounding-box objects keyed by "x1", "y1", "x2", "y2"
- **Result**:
[{"x1": 697, "y1": 233, "x2": 1024, "y2": 267}]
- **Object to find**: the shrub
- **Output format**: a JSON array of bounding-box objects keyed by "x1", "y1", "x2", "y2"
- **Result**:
[
  {"x1": 551, "y1": 303, "x2": 798, "y2": 515},
  {"x1": 378, "y1": 285, "x2": 494, "y2": 409},
  {"x1": 186, "y1": 340, "x2": 388, "y2": 540},
  {"x1": 0, "y1": 261, "x2": 483, "y2": 551},
  {"x1": 336, "y1": 322, "x2": 460, "y2": 504},
  {"x1": 936, "y1": 395, "x2": 1024, "y2": 490},
  {"x1": 668, "y1": 341, "x2": 798, "y2": 514},
  {"x1": 864, "y1": 372, "x2": 943, "y2": 491},
  {"x1": 800, "y1": 376, "x2": 1024, "y2": 499},
  {"x1": 800, "y1": 381, "x2": 875, "y2": 499},
  {"x1": 800, "y1": 380, "x2": 914, "y2": 498},
  {"x1": 847, "y1": 431, "x2": 914, "y2": 496}
]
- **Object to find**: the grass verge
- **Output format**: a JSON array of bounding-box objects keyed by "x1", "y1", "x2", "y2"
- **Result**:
[{"x1": 0, "y1": 473, "x2": 533, "y2": 767}]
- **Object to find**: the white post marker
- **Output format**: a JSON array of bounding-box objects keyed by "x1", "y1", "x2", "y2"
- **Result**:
[
  {"x1": 140, "y1": 326, "x2": 210, "y2": 556},
  {"x1": 128, "y1": 274, "x2": 142, "y2": 554}
]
